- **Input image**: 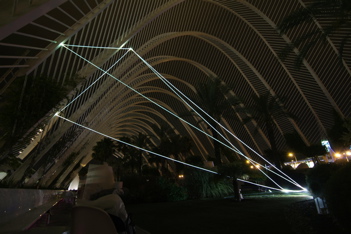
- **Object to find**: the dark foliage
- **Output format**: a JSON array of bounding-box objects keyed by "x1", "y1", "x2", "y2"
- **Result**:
[
  {"x1": 92, "y1": 138, "x2": 117, "y2": 164},
  {"x1": 305, "y1": 163, "x2": 341, "y2": 197},
  {"x1": 285, "y1": 199, "x2": 343, "y2": 234},
  {"x1": 325, "y1": 163, "x2": 351, "y2": 232},
  {"x1": 328, "y1": 111, "x2": 350, "y2": 150},
  {"x1": 183, "y1": 168, "x2": 233, "y2": 199},
  {"x1": 122, "y1": 175, "x2": 187, "y2": 203},
  {"x1": 192, "y1": 77, "x2": 241, "y2": 166},
  {"x1": 244, "y1": 92, "x2": 296, "y2": 168}
]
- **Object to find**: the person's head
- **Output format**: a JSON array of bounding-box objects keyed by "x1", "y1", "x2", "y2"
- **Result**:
[{"x1": 81, "y1": 163, "x2": 115, "y2": 199}]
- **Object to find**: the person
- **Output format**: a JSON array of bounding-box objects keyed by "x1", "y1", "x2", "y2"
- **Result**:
[
  {"x1": 76, "y1": 163, "x2": 135, "y2": 233},
  {"x1": 77, "y1": 188, "x2": 132, "y2": 233}
]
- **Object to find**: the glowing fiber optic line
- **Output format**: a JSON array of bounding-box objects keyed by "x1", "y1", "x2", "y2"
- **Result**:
[
  {"x1": 61, "y1": 45, "x2": 303, "y2": 191},
  {"x1": 63, "y1": 45, "x2": 255, "y2": 177},
  {"x1": 133, "y1": 49, "x2": 303, "y2": 189},
  {"x1": 135, "y1": 53, "x2": 273, "y2": 165},
  {"x1": 61, "y1": 45, "x2": 239, "y2": 163},
  {"x1": 55, "y1": 113, "x2": 286, "y2": 191},
  {"x1": 159, "y1": 74, "x2": 274, "y2": 169},
  {"x1": 237, "y1": 154, "x2": 300, "y2": 189},
  {"x1": 63, "y1": 44, "x2": 132, "y2": 50},
  {"x1": 255, "y1": 167, "x2": 284, "y2": 189},
  {"x1": 171, "y1": 80, "x2": 303, "y2": 188},
  {"x1": 144, "y1": 54, "x2": 302, "y2": 190},
  {"x1": 59, "y1": 46, "x2": 252, "y2": 186},
  {"x1": 59, "y1": 47, "x2": 131, "y2": 112},
  {"x1": 236, "y1": 179, "x2": 282, "y2": 191},
  {"x1": 132, "y1": 50, "x2": 304, "y2": 189},
  {"x1": 282, "y1": 188, "x2": 308, "y2": 193},
  {"x1": 148, "y1": 67, "x2": 304, "y2": 189},
  {"x1": 155, "y1": 79, "x2": 299, "y2": 189},
  {"x1": 132, "y1": 50, "x2": 246, "y2": 155},
  {"x1": 58, "y1": 47, "x2": 297, "y2": 192},
  {"x1": 61, "y1": 46, "x2": 266, "y2": 181},
  {"x1": 55, "y1": 113, "x2": 220, "y2": 175},
  {"x1": 242, "y1": 155, "x2": 301, "y2": 189}
]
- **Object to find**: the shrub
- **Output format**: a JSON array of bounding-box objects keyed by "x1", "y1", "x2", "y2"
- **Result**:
[
  {"x1": 305, "y1": 163, "x2": 340, "y2": 197},
  {"x1": 325, "y1": 163, "x2": 351, "y2": 232},
  {"x1": 142, "y1": 165, "x2": 160, "y2": 176},
  {"x1": 143, "y1": 177, "x2": 187, "y2": 202},
  {"x1": 122, "y1": 175, "x2": 187, "y2": 203},
  {"x1": 183, "y1": 168, "x2": 232, "y2": 199}
]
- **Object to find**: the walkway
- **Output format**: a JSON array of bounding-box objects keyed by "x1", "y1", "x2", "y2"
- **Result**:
[
  {"x1": 15, "y1": 198, "x2": 150, "y2": 234},
  {"x1": 127, "y1": 195, "x2": 311, "y2": 234},
  {"x1": 9, "y1": 193, "x2": 315, "y2": 234}
]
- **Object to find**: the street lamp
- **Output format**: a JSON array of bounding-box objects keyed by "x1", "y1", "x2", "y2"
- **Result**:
[{"x1": 288, "y1": 152, "x2": 297, "y2": 168}]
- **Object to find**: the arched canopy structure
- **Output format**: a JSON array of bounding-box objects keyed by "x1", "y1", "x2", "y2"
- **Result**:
[{"x1": 0, "y1": 0, "x2": 350, "y2": 188}]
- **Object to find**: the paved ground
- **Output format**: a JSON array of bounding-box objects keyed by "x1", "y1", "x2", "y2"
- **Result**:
[
  {"x1": 19, "y1": 193, "x2": 312, "y2": 234},
  {"x1": 127, "y1": 195, "x2": 311, "y2": 234}
]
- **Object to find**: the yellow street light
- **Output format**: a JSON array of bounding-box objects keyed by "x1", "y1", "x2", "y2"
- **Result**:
[
  {"x1": 288, "y1": 152, "x2": 298, "y2": 169},
  {"x1": 288, "y1": 152, "x2": 297, "y2": 161}
]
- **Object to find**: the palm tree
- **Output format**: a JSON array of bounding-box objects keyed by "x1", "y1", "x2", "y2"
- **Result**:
[
  {"x1": 92, "y1": 137, "x2": 117, "y2": 164},
  {"x1": 167, "y1": 134, "x2": 193, "y2": 174},
  {"x1": 115, "y1": 136, "x2": 137, "y2": 174},
  {"x1": 277, "y1": 0, "x2": 351, "y2": 67},
  {"x1": 148, "y1": 124, "x2": 174, "y2": 175},
  {"x1": 131, "y1": 132, "x2": 149, "y2": 176},
  {"x1": 243, "y1": 92, "x2": 296, "y2": 169},
  {"x1": 193, "y1": 77, "x2": 240, "y2": 166},
  {"x1": 341, "y1": 118, "x2": 351, "y2": 145},
  {"x1": 219, "y1": 162, "x2": 248, "y2": 202}
]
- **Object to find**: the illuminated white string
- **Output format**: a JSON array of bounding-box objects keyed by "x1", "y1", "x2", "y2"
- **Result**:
[
  {"x1": 63, "y1": 44, "x2": 131, "y2": 50},
  {"x1": 60, "y1": 48, "x2": 131, "y2": 112},
  {"x1": 132, "y1": 49, "x2": 303, "y2": 189},
  {"x1": 56, "y1": 113, "x2": 220, "y2": 175},
  {"x1": 59, "y1": 44, "x2": 305, "y2": 191},
  {"x1": 60, "y1": 44, "x2": 236, "y2": 157},
  {"x1": 59, "y1": 45, "x2": 290, "y2": 186},
  {"x1": 62, "y1": 44, "x2": 303, "y2": 190},
  {"x1": 56, "y1": 113, "x2": 298, "y2": 192},
  {"x1": 236, "y1": 179, "x2": 280, "y2": 191}
]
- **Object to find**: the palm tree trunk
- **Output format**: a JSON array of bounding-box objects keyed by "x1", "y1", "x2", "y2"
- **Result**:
[
  {"x1": 211, "y1": 126, "x2": 221, "y2": 166},
  {"x1": 266, "y1": 121, "x2": 282, "y2": 169},
  {"x1": 138, "y1": 152, "x2": 142, "y2": 176}
]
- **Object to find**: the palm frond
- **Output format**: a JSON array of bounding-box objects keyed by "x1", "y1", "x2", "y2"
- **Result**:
[{"x1": 277, "y1": 0, "x2": 351, "y2": 66}]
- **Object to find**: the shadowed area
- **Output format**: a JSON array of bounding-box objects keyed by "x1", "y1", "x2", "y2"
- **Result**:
[{"x1": 127, "y1": 195, "x2": 310, "y2": 234}]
